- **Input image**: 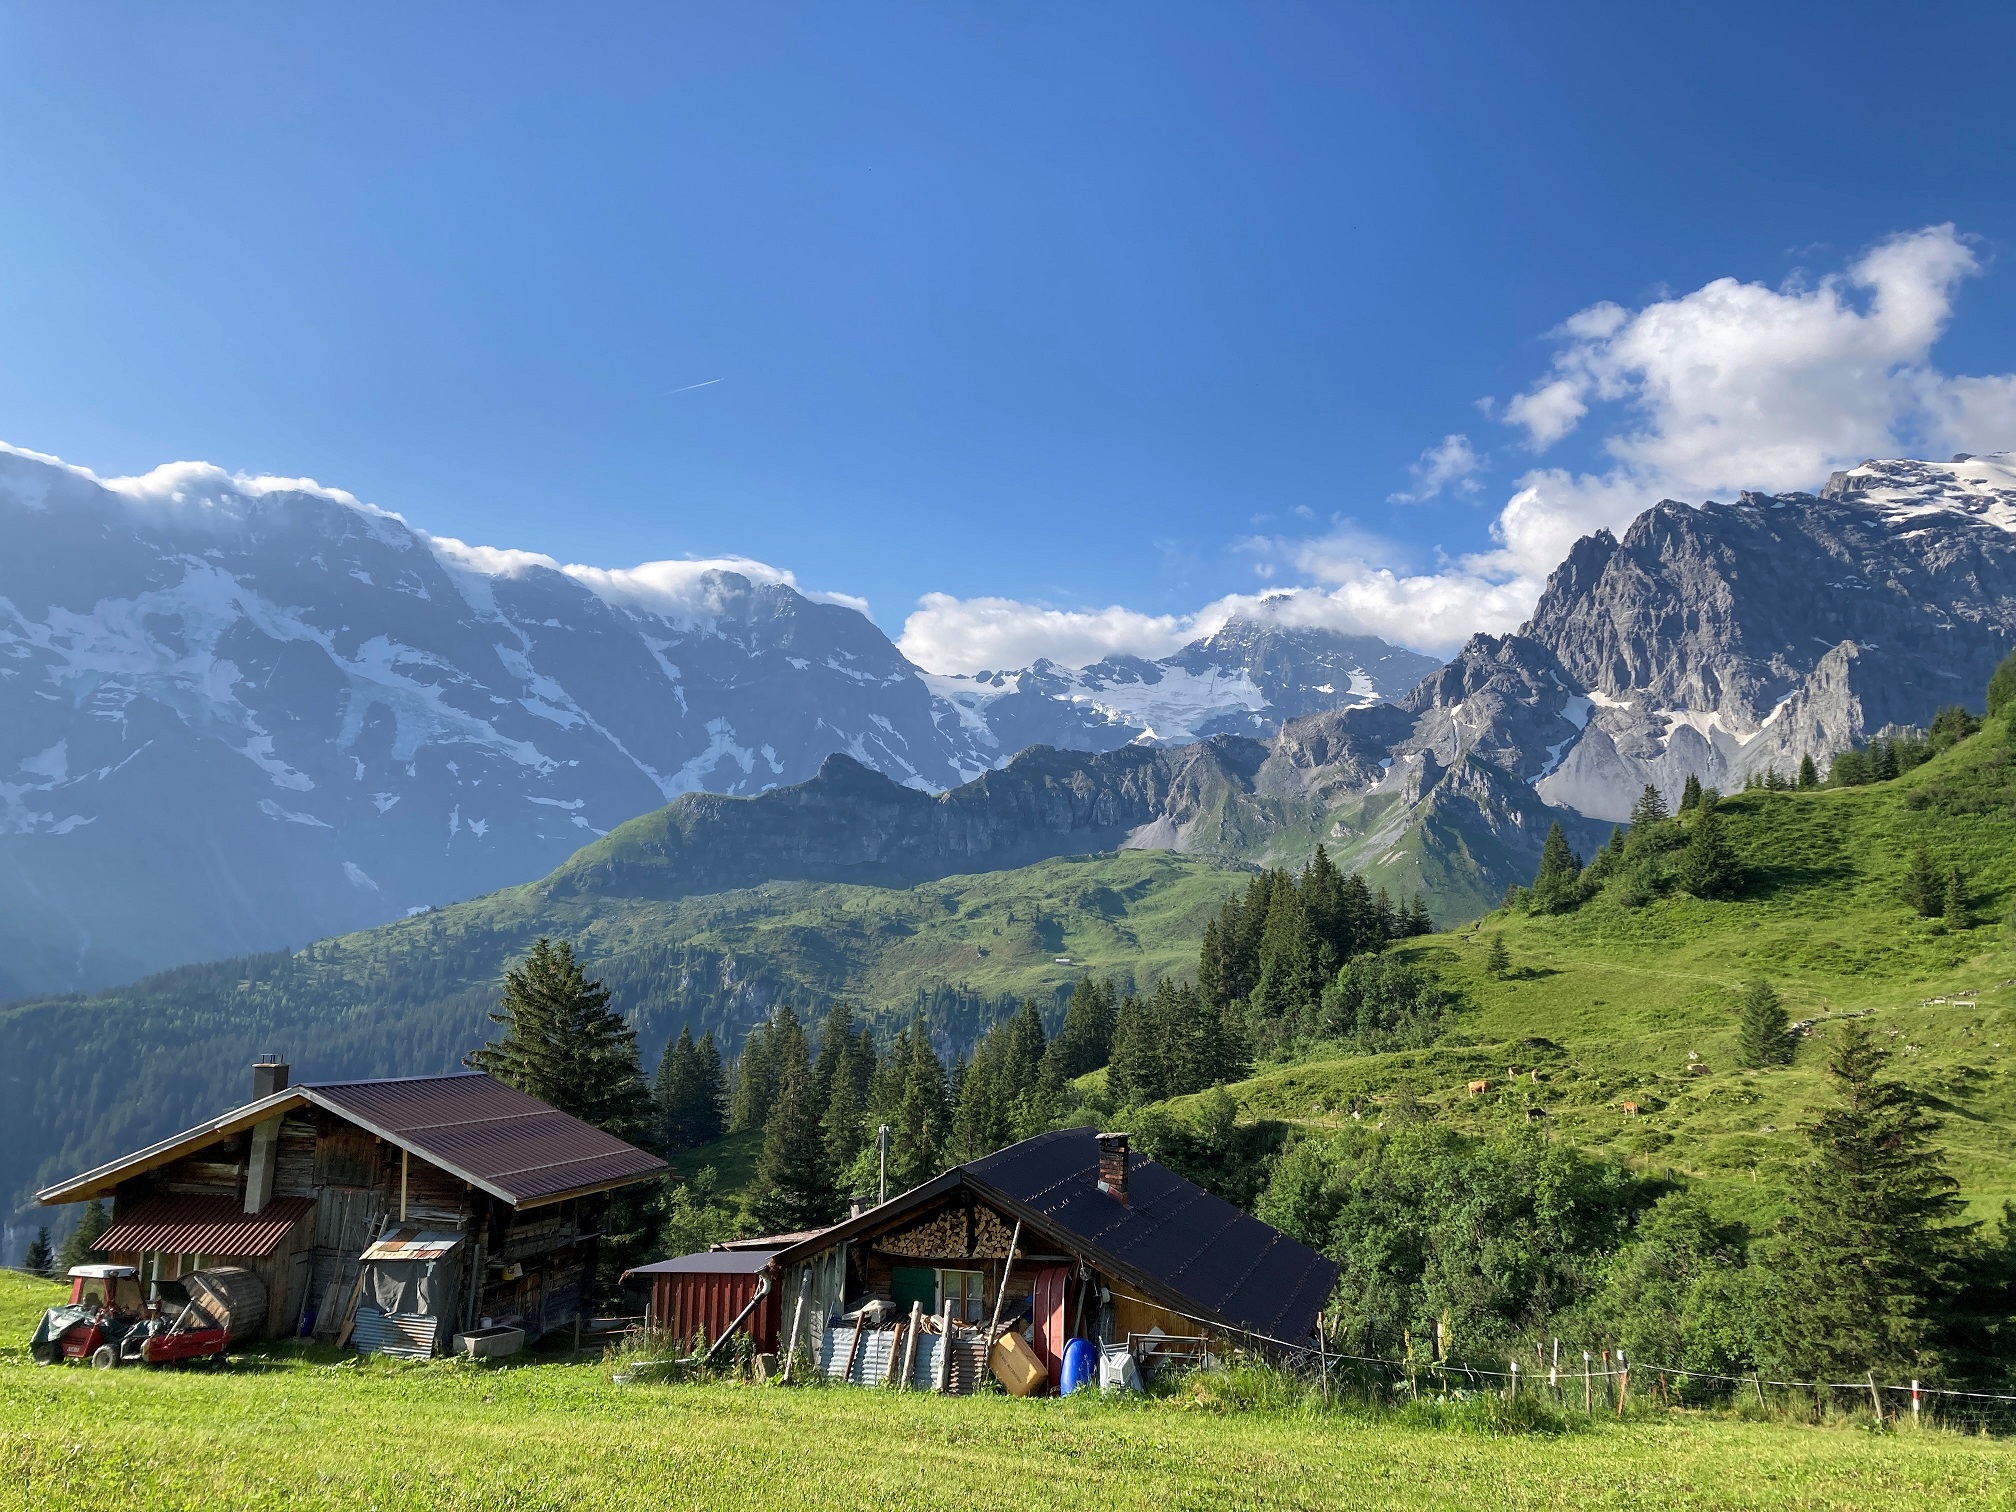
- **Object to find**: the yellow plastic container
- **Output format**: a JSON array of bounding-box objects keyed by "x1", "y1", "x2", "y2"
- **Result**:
[{"x1": 989, "y1": 1331, "x2": 1049, "y2": 1397}]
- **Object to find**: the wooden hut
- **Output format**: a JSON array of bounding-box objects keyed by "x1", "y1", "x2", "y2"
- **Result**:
[
  {"x1": 36, "y1": 1060, "x2": 667, "y2": 1353},
  {"x1": 633, "y1": 1128, "x2": 1338, "y2": 1392}
]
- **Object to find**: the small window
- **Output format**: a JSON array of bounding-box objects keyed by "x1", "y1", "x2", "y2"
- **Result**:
[{"x1": 939, "y1": 1269, "x2": 986, "y2": 1324}]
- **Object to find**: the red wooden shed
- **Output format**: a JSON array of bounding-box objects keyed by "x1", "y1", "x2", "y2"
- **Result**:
[{"x1": 623, "y1": 1246, "x2": 785, "y2": 1354}]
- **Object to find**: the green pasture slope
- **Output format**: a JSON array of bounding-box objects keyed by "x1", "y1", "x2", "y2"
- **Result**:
[
  {"x1": 1201, "y1": 716, "x2": 2016, "y2": 1216},
  {"x1": 3, "y1": 1274, "x2": 2013, "y2": 1510}
]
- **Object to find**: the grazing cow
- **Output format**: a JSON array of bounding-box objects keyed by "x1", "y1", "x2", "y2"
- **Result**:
[
  {"x1": 1525, "y1": 1106, "x2": 1546, "y2": 1122},
  {"x1": 1621, "y1": 1100, "x2": 1641, "y2": 1117},
  {"x1": 1530, "y1": 1069, "x2": 1542, "y2": 1083},
  {"x1": 1468, "y1": 1080, "x2": 1489, "y2": 1097}
]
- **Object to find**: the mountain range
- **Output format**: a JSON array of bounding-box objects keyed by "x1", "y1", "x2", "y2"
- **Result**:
[{"x1": 0, "y1": 444, "x2": 1434, "y2": 998}]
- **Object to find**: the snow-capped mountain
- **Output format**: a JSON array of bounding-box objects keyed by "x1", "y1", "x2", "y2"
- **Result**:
[
  {"x1": 1402, "y1": 454, "x2": 2016, "y2": 822},
  {"x1": 0, "y1": 444, "x2": 1430, "y2": 996}
]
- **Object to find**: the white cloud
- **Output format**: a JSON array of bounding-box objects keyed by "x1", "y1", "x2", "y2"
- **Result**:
[
  {"x1": 898, "y1": 593, "x2": 1195, "y2": 673},
  {"x1": 1388, "y1": 434, "x2": 1483, "y2": 501}
]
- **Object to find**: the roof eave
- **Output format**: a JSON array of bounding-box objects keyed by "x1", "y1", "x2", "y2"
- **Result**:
[
  {"x1": 506, "y1": 1163, "x2": 672, "y2": 1211},
  {"x1": 35, "y1": 1088, "x2": 310, "y2": 1205}
]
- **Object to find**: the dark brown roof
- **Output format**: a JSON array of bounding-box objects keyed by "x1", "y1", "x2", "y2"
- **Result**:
[
  {"x1": 39, "y1": 1073, "x2": 666, "y2": 1211},
  {"x1": 305, "y1": 1074, "x2": 667, "y2": 1208},
  {"x1": 96, "y1": 1194, "x2": 315, "y2": 1259}
]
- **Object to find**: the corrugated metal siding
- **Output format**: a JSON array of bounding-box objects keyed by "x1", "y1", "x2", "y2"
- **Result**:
[
  {"x1": 96, "y1": 1195, "x2": 315, "y2": 1258},
  {"x1": 818, "y1": 1326, "x2": 987, "y2": 1393},
  {"x1": 351, "y1": 1306, "x2": 438, "y2": 1359}
]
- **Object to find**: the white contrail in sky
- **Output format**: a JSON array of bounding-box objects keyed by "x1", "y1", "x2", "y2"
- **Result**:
[{"x1": 664, "y1": 378, "x2": 724, "y2": 394}]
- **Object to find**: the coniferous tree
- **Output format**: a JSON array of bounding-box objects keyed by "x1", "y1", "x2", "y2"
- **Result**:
[
  {"x1": 1608, "y1": 825, "x2": 1627, "y2": 861},
  {"x1": 889, "y1": 1024, "x2": 950, "y2": 1191},
  {"x1": 1403, "y1": 893, "x2": 1434, "y2": 937},
  {"x1": 746, "y1": 1032, "x2": 838, "y2": 1234},
  {"x1": 1045, "y1": 976, "x2": 1117, "y2": 1080},
  {"x1": 1300, "y1": 846, "x2": 1349, "y2": 975},
  {"x1": 1943, "y1": 867, "x2": 1969, "y2": 927},
  {"x1": 55, "y1": 1200, "x2": 110, "y2": 1272},
  {"x1": 1904, "y1": 846, "x2": 1944, "y2": 918},
  {"x1": 1679, "y1": 773, "x2": 1704, "y2": 812},
  {"x1": 1989, "y1": 647, "x2": 2016, "y2": 720},
  {"x1": 1251, "y1": 875, "x2": 1320, "y2": 1024},
  {"x1": 691, "y1": 1031, "x2": 726, "y2": 1146},
  {"x1": 1629, "y1": 783, "x2": 1670, "y2": 830},
  {"x1": 466, "y1": 938, "x2": 653, "y2": 1143},
  {"x1": 653, "y1": 1027, "x2": 702, "y2": 1151},
  {"x1": 1764, "y1": 1028, "x2": 1967, "y2": 1381},
  {"x1": 1797, "y1": 753, "x2": 1819, "y2": 790},
  {"x1": 1485, "y1": 933, "x2": 1510, "y2": 979},
  {"x1": 1736, "y1": 979, "x2": 1793, "y2": 1068},
  {"x1": 1107, "y1": 992, "x2": 1163, "y2": 1106},
  {"x1": 1676, "y1": 794, "x2": 1739, "y2": 899},
  {"x1": 1531, "y1": 822, "x2": 1584, "y2": 912},
  {"x1": 24, "y1": 1226, "x2": 54, "y2": 1277}
]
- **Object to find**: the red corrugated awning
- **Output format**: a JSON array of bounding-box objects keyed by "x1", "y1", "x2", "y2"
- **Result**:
[{"x1": 96, "y1": 1194, "x2": 315, "y2": 1259}]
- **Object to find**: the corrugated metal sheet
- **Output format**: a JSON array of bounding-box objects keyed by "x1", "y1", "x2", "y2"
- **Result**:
[
  {"x1": 311, "y1": 1074, "x2": 667, "y2": 1207},
  {"x1": 625, "y1": 1249, "x2": 777, "y2": 1277},
  {"x1": 351, "y1": 1306, "x2": 439, "y2": 1359},
  {"x1": 362, "y1": 1225, "x2": 464, "y2": 1260},
  {"x1": 816, "y1": 1324, "x2": 986, "y2": 1392},
  {"x1": 97, "y1": 1194, "x2": 314, "y2": 1259}
]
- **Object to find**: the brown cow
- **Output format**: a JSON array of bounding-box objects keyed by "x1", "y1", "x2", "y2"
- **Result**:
[
  {"x1": 1621, "y1": 1100, "x2": 1641, "y2": 1117},
  {"x1": 1468, "y1": 1079, "x2": 1490, "y2": 1097}
]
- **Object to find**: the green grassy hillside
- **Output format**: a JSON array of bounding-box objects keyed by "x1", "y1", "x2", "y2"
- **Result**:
[
  {"x1": 0, "y1": 851, "x2": 1246, "y2": 1217},
  {"x1": 1195, "y1": 718, "x2": 2016, "y2": 1214}
]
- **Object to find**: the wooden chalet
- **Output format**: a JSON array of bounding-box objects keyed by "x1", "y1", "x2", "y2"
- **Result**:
[
  {"x1": 627, "y1": 1128, "x2": 1338, "y2": 1392},
  {"x1": 37, "y1": 1060, "x2": 667, "y2": 1356}
]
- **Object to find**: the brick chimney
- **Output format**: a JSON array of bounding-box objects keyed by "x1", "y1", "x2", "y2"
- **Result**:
[
  {"x1": 251, "y1": 1056, "x2": 289, "y2": 1100},
  {"x1": 1097, "y1": 1132, "x2": 1131, "y2": 1204}
]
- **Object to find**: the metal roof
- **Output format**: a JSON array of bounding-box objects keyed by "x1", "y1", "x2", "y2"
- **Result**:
[
  {"x1": 38, "y1": 1073, "x2": 667, "y2": 1211},
  {"x1": 362, "y1": 1225, "x2": 465, "y2": 1261},
  {"x1": 308, "y1": 1074, "x2": 667, "y2": 1209},
  {"x1": 773, "y1": 1127, "x2": 1340, "y2": 1347},
  {"x1": 623, "y1": 1248, "x2": 780, "y2": 1279},
  {"x1": 94, "y1": 1194, "x2": 316, "y2": 1259}
]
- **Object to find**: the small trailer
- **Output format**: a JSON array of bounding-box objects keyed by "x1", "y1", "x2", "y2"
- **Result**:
[{"x1": 29, "y1": 1263, "x2": 264, "y2": 1369}]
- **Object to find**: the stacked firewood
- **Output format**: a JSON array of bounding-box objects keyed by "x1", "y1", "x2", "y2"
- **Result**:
[
  {"x1": 970, "y1": 1207, "x2": 1018, "y2": 1259},
  {"x1": 878, "y1": 1206, "x2": 970, "y2": 1258}
]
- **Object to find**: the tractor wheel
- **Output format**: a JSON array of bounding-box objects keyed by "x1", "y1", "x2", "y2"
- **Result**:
[
  {"x1": 91, "y1": 1344, "x2": 118, "y2": 1369},
  {"x1": 30, "y1": 1342, "x2": 57, "y2": 1366}
]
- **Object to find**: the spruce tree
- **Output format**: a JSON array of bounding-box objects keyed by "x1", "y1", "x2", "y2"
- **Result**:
[
  {"x1": 55, "y1": 1200, "x2": 110, "y2": 1272},
  {"x1": 746, "y1": 1054, "x2": 838, "y2": 1235},
  {"x1": 653, "y1": 1027, "x2": 701, "y2": 1150},
  {"x1": 1676, "y1": 795, "x2": 1739, "y2": 899},
  {"x1": 1989, "y1": 647, "x2": 2016, "y2": 720},
  {"x1": 466, "y1": 938, "x2": 653, "y2": 1143},
  {"x1": 1764, "y1": 1028, "x2": 1966, "y2": 1380},
  {"x1": 1797, "y1": 753, "x2": 1819, "y2": 790},
  {"x1": 1943, "y1": 867, "x2": 1968, "y2": 927},
  {"x1": 1045, "y1": 976, "x2": 1116, "y2": 1079},
  {"x1": 1485, "y1": 933, "x2": 1510, "y2": 979},
  {"x1": 1106, "y1": 992, "x2": 1163, "y2": 1106},
  {"x1": 1002, "y1": 998, "x2": 1047, "y2": 1093},
  {"x1": 1532, "y1": 821, "x2": 1583, "y2": 912},
  {"x1": 1679, "y1": 773, "x2": 1703, "y2": 812},
  {"x1": 889, "y1": 1025, "x2": 950, "y2": 1191},
  {"x1": 1251, "y1": 876, "x2": 1320, "y2": 1024},
  {"x1": 1904, "y1": 846, "x2": 1944, "y2": 917},
  {"x1": 1736, "y1": 979, "x2": 1793, "y2": 1068},
  {"x1": 691, "y1": 1031, "x2": 726, "y2": 1145},
  {"x1": 1403, "y1": 893, "x2": 1434, "y2": 937},
  {"x1": 1629, "y1": 783, "x2": 1670, "y2": 829},
  {"x1": 24, "y1": 1226, "x2": 54, "y2": 1277}
]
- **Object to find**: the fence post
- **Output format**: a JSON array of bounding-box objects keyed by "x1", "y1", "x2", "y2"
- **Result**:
[
  {"x1": 1550, "y1": 1337, "x2": 1559, "y2": 1396},
  {"x1": 1509, "y1": 1360, "x2": 1518, "y2": 1401},
  {"x1": 1912, "y1": 1379, "x2": 1921, "y2": 1426},
  {"x1": 1584, "y1": 1352, "x2": 1592, "y2": 1414},
  {"x1": 1616, "y1": 1348, "x2": 1629, "y2": 1420},
  {"x1": 1753, "y1": 1373, "x2": 1766, "y2": 1411},
  {"x1": 1866, "y1": 1371, "x2": 1883, "y2": 1422}
]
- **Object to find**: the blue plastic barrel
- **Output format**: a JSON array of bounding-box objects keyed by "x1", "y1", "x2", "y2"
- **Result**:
[{"x1": 1060, "y1": 1337, "x2": 1097, "y2": 1394}]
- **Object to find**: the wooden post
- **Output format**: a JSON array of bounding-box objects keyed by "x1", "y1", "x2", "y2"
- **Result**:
[
  {"x1": 1316, "y1": 1316, "x2": 1329, "y2": 1406},
  {"x1": 334, "y1": 1267, "x2": 368, "y2": 1349},
  {"x1": 1753, "y1": 1373, "x2": 1766, "y2": 1411},
  {"x1": 840, "y1": 1313, "x2": 867, "y2": 1385},
  {"x1": 1615, "y1": 1349, "x2": 1629, "y2": 1419},
  {"x1": 1508, "y1": 1360, "x2": 1518, "y2": 1401},
  {"x1": 1549, "y1": 1337, "x2": 1559, "y2": 1394},
  {"x1": 986, "y1": 1219, "x2": 1024, "y2": 1338},
  {"x1": 900, "y1": 1300, "x2": 922, "y2": 1390},
  {"x1": 1866, "y1": 1370, "x2": 1883, "y2": 1421},
  {"x1": 400, "y1": 1147, "x2": 409, "y2": 1223},
  {"x1": 933, "y1": 1300, "x2": 954, "y2": 1393},
  {"x1": 781, "y1": 1269, "x2": 813, "y2": 1384},
  {"x1": 1911, "y1": 1379, "x2": 1921, "y2": 1426},
  {"x1": 1584, "y1": 1352, "x2": 1592, "y2": 1414},
  {"x1": 884, "y1": 1319, "x2": 906, "y2": 1387}
]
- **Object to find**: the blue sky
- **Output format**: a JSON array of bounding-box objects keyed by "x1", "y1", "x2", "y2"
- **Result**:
[{"x1": 4, "y1": 3, "x2": 2016, "y2": 668}]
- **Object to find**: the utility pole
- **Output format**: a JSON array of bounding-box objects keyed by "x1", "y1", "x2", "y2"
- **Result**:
[{"x1": 877, "y1": 1123, "x2": 891, "y2": 1205}]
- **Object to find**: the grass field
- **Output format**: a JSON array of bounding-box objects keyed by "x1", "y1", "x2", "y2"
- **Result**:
[
  {"x1": 3, "y1": 1273, "x2": 2014, "y2": 1511},
  {"x1": 1173, "y1": 725, "x2": 2016, "y2": 1219}
]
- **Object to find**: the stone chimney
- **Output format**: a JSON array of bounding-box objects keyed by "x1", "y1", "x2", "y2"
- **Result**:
[
  {"x1": 1096, "y1": 1132, "x2": 1131, "y2": 1205},
  {"x1": 244, "y1": 1056, "x2": 289, "y2": 1216},
  {"x1": 251, "y1": 1057, "x2": 289, "y2": 1100}
]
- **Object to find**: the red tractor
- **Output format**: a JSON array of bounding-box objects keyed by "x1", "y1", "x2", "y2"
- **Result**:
[{"x1": 30, "y1": 1264, "x2": 237, "y2": 1368}]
